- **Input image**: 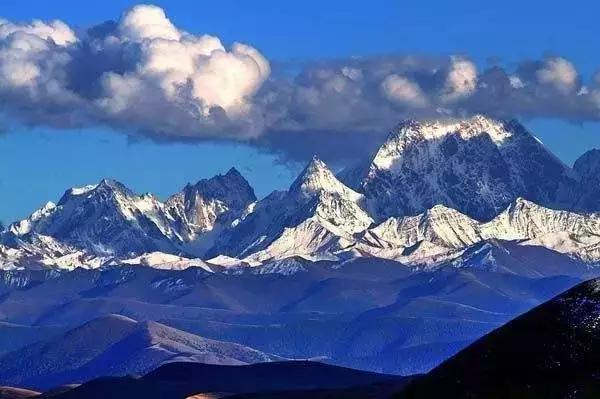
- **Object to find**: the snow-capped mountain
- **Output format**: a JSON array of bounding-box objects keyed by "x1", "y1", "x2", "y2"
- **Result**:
[
  {"x1": 350, "y1": 115, "x2": 579, "y2": 221},
  {"x1": 1, "y1": 115, "x2": 600, "y2": 271},
  {"x1": 358, "y1": 198, "x2": 600, "y2": 266},
  {"x1": 165, "y1": 167, "x2": 256, "y2": 242},
  {"x1": 0, "y1": 170, "x2": 257, "y2": 269},
  {"x1": 6, "y1": 179, "x2": 182, "y2": 257},
  {"x1": 207, "y1": 157, "x2": 373, "y2": 263}
]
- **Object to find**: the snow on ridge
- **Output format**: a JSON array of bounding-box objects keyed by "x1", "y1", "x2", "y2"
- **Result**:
[
  {"x1": 360, "y1": 197, "x2": 600, "y2": 265},
  {"x1": 69, "y1": 184, "x2": 99, "y2": 196},
  {"x1": 290, "y1": 156, "x2": 363, "y2": 202},
  {"x1": 1, "y1": 115, "x2": 600, "y2": 271},
  {"x1": 372, "y1": 115, "x2": 515, "y2": 172}
]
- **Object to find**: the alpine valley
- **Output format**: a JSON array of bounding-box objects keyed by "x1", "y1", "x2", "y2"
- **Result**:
[{"x1": 1, "y1": 115, "x2": 600, "y2": 388}]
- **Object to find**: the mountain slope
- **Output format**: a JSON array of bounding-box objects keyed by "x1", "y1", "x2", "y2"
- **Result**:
[
  {"x1": 574, "y1": 149, "x2": 600, "y2": 211},
  {"x1": 0, "y1": 387, "x2": 39, "y2": 399},
  {"x1": 354, "y1": 115, "x2": 578, "y2": 221},
  {"x1": 358, "y1": 198, "x2": 600, "y2": 265},
  {"x1": 46, "y1": 361, "x2": 409, "y2": 399},
  {"x1": 0, "y1": 260, "x2": 585, "y2": 376},
  {"x1": 165, "y1": 168, "x2": 256, "y2": 245},
  {"x1": 396, "y1": 278, "x2": 600, "y2": 398},
  {"x1": 0, "y1": 170, "x2": 257, "y2": 268},
  {"x1": 209, "y1": 157, "x2": 373, "y2": 262},
  {"x1": 0, "y1": 314, "x2": 280, "y2": 390},
  {"x1": 5, "y1": 180, "x2": 182, "y2": 258}
]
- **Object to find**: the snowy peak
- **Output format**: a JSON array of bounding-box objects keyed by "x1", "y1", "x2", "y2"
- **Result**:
[
  {"x1": 483, "y1": 197, "x2": 600, "y2": 243},
  {"x1": 8, "y1": 202, "x2": 57, "y2": 236},
  {"x1": 289, "y1": 156, "x2": 361, "y2": 202},
  {"x1": 188, "y1": 167, "x2": 256, "y2": 209},
  {"x1": 166, "y1": 168, "x2": 256, "y2": 239},
  {"x1": 371, "y1": 115, "x2": 517, "y2": 172},
  {"x1": 57, "y1": 178, "x2": 133, "y2": 206},
  {"x1": 289, "y1": 157, "x2": 372, "y2": 236},
  {"x1": 365, "y1": 204, "x2": 482, "y2": 259},
  {"x1": 208, "y1": 157, "x2": 373, "y2": 263},
  {"x1": 362, "y1": 197, "x2": 600, "y2": 265},
  {"x1": 358, "y1": 115, "x2": 578, "y2": 221},
  {"x1": 5, "y1": 178, "x2": 182, "y2": 259}
]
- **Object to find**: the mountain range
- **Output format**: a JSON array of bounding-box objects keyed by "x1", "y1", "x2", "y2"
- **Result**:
[
  {"x1": 26, "y1": 276, "x2": 600, "y2": 399},
  {"x1": 1, "y1": 115, "x2": 600, "y2": 271},
  {"x1": 1, "y1": 114, "x2": 600, "y2": 388}
]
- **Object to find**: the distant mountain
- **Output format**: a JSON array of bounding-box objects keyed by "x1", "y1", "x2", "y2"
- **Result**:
[
  {"x1": 348, "y1": 115, "x2": 579, "y2": 221},
  {"x1": 1, "y1": 115, "x2": 599, "y2": 271},
  {"x1": 357, "y1": 198, "x2": 600, "y2": 266},
  {"x1": 574, "y1": 149, "x2": 600, "y2": 211},
  {"x1": 8, "y1": 179, "x2": 182, "y2": 256},
  {"x1": 0, "y1": 314, "x2": 280, "y2": 390},
  {"x1": 0, "y1": 261, "x2": 585, "y2": 376},
  {"x1": 44, "y1": 361, "x2": 409, "y2": 399},
  {"x1": 208, "y1": 157, "x2": 373, "y2": 263},
  {"x1": 165, "y1": 167, "x2": 256, "y2": 244},
  {"x1": 396, "y1": 278, "x2": 600, "y2": 398},
  {"x1": 0, "y1": 169, "x2": 257, "y2": 269}
]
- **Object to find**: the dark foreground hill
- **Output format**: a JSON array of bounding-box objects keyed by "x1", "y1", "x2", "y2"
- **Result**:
[
  {"x1": 0, "y1": 387, "x2": 40, "y2": 399},
  {"x1": 396, "y1": 278, "x2": 600, "y2": 399},
  {"x1": 43, "y1": 361, "x2": 410, "y2": 399}
]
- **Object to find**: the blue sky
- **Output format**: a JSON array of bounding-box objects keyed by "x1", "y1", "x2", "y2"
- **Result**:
[{"x1": 1, "y1": 0, "x2": 600, "y2": 223}]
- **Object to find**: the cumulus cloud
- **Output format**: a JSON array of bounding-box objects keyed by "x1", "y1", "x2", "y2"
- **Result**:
[
  {"x1": 0, "y1": 4, "x2": 270, "y2": 137},
  {"x1": 440, "y1": 57, "x2": 478, "y2": 102},
  {"x1": 535, "y1": 57, "x2": 578, "y2": 93},
  {"x1": 0, "y1": 5, "x2": 600, "y2": 163},
  {"x1": 381, "y1": 74, "x2": 428, "y2": 107}
]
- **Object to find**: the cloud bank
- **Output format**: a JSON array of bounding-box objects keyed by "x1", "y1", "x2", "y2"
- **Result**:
[{"x1": 1, "y1": 5, "x2": 600, "y2": 161}]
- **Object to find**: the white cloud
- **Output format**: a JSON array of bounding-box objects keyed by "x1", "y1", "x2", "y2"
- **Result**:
[
  {"x1": 381, "y1": 74, "x2": 427, "y2": 107},
  {"x1": 441, "y1": 57, "x2": 478, "y2": 102},
  {"x1": 536, "y1": 57, "x2": 578, "y2": 93},
  {"x1": 0, "y1": 5, "x2": 599, "y2": 162},
  {"x1": 0, "y1": 18, "x2": 77, "y2": 46},
  {"x1": 118, "y1": 4, "x2": 181, "y2": 41},
  {"x1": 96, "y1": 5, "x2": 270, "y2": 133},
  {"x1": 0, "y1": 18, "x2": 78, "y2": 114}
]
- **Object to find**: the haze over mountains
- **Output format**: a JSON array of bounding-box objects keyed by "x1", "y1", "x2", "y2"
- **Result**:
[{"x1": 14, "y1": 276, "x2": 600, "y2": 398}]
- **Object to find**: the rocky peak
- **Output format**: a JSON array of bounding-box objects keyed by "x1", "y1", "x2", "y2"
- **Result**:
[
  {"x1": 289, "y1": 156, "x2": 362, "y2": 202},
  {"x1": 356, "y1": 115, "x2": 578, "y2": 221},
  {"x1": 573, "y1": 149, "x2": 600, "y2": 211},
  {"x1": 188, "y1": 167, "x2": 256, "y2": 209},
  {"x1": 57, "y1": 178, "x2": 134, "y2": 207},
  {"x1": 165, "y1": 168, "x2": 256, "y2": 242}
]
